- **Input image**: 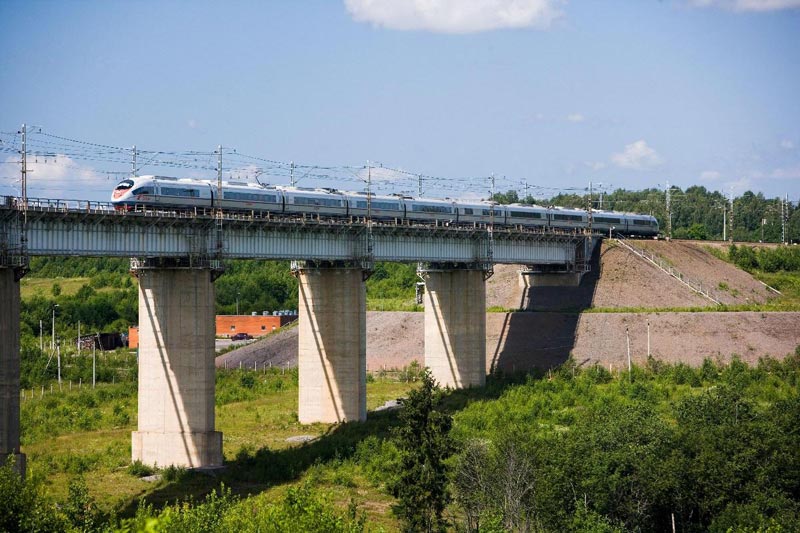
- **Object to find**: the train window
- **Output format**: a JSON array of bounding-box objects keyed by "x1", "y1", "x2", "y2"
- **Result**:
[
  {"x1": 463, "y1": 208, "x2": 473, "y2": 215},
  {"x1": 294, "y1": 197, "x2": 342, "y2": 207},
  {"x1": 114, "y1": 180, "x2": 134, "y2": 190},
  {"x1": 131, "y1": 187, "x2": 153, "y2": 195},
  {"x1": 553, "y1": 214, "x2": 583, "y2": 221},
  {"x1": 411, "y1": 204, "x2": 452, "y2": 214},
  {"x1": 482, "y1": 209, "x2": 496, "y2": 216},
  {"x1": 225, "y1": 192, "x2": 277, "y2": 202},
  {"x1": 509, "y1": 211, "x2": 541, "y2": 218},
  {"x1": 356, "y1": 200, "x2": 398, "y2": 210},
  {"x1": 162, "y1": 187, "x2": 199, "y2": 197},
  {"x1": 633, "y1": 220, "x2": 649, "y2": 226},
  {"x1": 594, "y1": 217, "x2": 621, "y2": 224}
]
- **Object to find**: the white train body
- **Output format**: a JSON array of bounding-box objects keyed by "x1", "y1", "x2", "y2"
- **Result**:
[{"x1": 111, "y1": 175, "x2": 659, "y2": 236}]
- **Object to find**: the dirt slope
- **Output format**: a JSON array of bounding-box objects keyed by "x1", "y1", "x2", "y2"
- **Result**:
[{"x1": 634, "y1": 240, "x2": 774, "y2": 305}]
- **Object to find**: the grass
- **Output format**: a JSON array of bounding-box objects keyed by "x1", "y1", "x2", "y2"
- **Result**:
[
  {"x1": 366, "y1": 297, "x2": 422, "y2": 312},
  {"x1": 20, "y1": 276, "x2": 135, "y2": 300},
  {"x1": 20, "y1": 369, "x2": 415, "y2": 529}
]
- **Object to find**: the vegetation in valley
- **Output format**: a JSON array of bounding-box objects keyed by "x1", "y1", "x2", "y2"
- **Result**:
[{"x1": 5, "y1": 353, "x2": 800, "y2": 532}]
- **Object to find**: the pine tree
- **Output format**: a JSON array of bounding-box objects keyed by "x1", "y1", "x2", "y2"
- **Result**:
[{"x1": 390, "y1": 369, "x2": 454, "y2": 533}]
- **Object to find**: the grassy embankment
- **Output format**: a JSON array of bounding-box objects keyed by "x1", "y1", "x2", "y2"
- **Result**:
[{"x1": 21, "y1": 367, "x2": 414, "y2": 529}]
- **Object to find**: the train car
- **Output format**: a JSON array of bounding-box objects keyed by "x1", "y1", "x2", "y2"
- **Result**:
[
  {"x1": 548, "y1": 206, "x2": 588, "y2": 230},
  {"x1": 504, "y1": 203, "x2": 548, "y2": 228},
  {"x1": 405, "y1": 198, "x2": 457, "y2": 223},
  {"x1": 346, "y1": 192, "x2": 406, "y2": 220},
  {"x1": 111, "y1": 176, "x2": 213, "y2": 209},
  {"x1": 454, "y1": 202, "x2": 501, "y2": 225},
  {"x1": 217, "y1": 181, "x2": 283, "y2": 213},
  {"x1": 591, "y1": 210, "x2": 625, "y2": 235},
  {"x1": 623, "y1": 213, "x2": 659, "y2": 237},
  {"x1": 281, "y1": 187, "x2": 348, "y2": 217}
]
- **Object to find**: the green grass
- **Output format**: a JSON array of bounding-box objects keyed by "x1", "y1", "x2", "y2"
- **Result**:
[
  {"x1": 20, "y1": 369, "x2": 415, "y2": 529},
  {"x1": 366, "y1": 297, "x2": 422, "y2": 312}
]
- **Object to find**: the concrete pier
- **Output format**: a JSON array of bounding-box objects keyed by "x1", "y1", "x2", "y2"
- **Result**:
[
  {"x1": 422, "y1": 268, "x2": 486, "y2": 388},
  {"x1": 0, "y1": 268, "x2": 25, "y2": 476},
  {"x1": 132, "y1": 267, "x2": 222, "y2": 467},
  {"x1": 296, "y1": 264, "x2": 366, "y2": 424},
  {"x1": 519, "y1": 271, "x2": 583, "y2": 288}
]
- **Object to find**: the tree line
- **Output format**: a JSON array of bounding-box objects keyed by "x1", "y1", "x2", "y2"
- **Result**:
[{"x1": 492, "y1": 186, "x2": 800, "y2": 242}]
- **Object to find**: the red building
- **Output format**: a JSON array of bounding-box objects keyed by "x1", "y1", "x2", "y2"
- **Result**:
[{"x1": 128, "y1": 314, "x2": 296, "y2": 348}]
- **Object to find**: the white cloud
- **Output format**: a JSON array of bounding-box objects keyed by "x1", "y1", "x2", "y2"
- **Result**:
[
  {"x1": 344, "y1": 0, "x2": 565, "y2": 33},
  {"x1": 611, "y1": 140, "x2": 664, "y2": 170},
  {"x1": 2, "y1": 154, "x2": 109, "y2": 201},
  {"x1": 725, "y1": 177, "x2": 753, "y2": 194},
  {"x1": 585, "y1": 161, "x2": 606, "y2": 171},
  {"x1": 687, "y1": 0, "x2": 800, "y2": 11},
  {"x1": 566, "y1": 113, "x2": 585, "y2": 123},
  {"x1": 780, "y1": 139, "x2": 794, "y2": 149},
  {"x1": 187, "y1": 119, "x2": 197, "y2": 129},
  {"x1": 700, "y1": 170, "x2": 721, "y2": 180},
  {"x1": 769, "y1": 165, "x2": 800, "y2": 180}
]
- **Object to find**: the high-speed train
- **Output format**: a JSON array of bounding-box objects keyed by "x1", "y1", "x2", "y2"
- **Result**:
[{"x1": 111, "y1": 175, "x2": 660, "y2": 237}]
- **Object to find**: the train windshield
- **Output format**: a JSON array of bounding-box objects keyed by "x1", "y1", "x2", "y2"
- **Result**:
[{"x1": 114, "y1": 179, "x2": 134, "y2": 190}]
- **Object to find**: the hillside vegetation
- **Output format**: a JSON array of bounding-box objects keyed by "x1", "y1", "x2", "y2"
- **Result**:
[{"x1": 4, "y1": 353, "x2": 799, "y2": 532}]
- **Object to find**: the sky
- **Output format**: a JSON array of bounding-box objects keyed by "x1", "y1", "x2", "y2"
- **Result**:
[{"x1": 0, "y1": 0, "x2": 798, "y2": 203}]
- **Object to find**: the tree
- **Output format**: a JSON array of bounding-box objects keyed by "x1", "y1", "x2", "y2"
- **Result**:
[{"x1": 390, "y1": 369, "x2": 454, "y2": 533}]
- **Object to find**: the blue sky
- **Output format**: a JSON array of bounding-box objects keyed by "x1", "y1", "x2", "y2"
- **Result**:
[{"x1": 0, "y1": 0, "x2": 798, "y2": 202}]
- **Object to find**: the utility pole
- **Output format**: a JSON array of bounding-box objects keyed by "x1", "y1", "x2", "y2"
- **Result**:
[
  {"x1": 490, "y1": 173, "x2": 495, "y2": 200},
  {"x1": 366, "y1": 161, "x2": 372, "y2": 220},
  {"x1": 782, "y1": 194, "x2": 788, "y2": 245},
  {"x1": 290, "y1": 161, "x2": 295, "y2": 187},
  {"x1": 131, "y1": 145, "x2": 137, "y2": 177},
  {"x1": 92, "y1": 341, "x2": 96, "y2": 389},
  {"x1": 665, "y1": 181, "x2": 672, "y2": 240},
  {"x1": 217, "y1": 145, "x2": 223, "y2": 204},
  {"x1": 729, "y1": 190, "x2": 734, "y2": 243},
  {"x1": 418, "y1": 174, "x2": 422, "y2": 197},
  {"x1": 587, "y1": 181, "x2": 594, "y2": 234},
  {"x1": 51, "y1": 304, "x2": 58, "y2": 352},
  {"x1": 722, "y1": 204, "x2": 727, "y2": 242},
  {"x1": 647, "y1": 320, "x2": 651, "y2": 358},
  {"x1": 39, "y1": 320, "x2": 43, "y2": 351},
  {"x1": 56, "y1": 340, "x2": 62, "y2": 388},
  {"x1": 626, "y1": 326, "x2": 632, "y2": 380},
  {"x1": 77, "y1": 321, "x2": 81, "y2": 356},
  {"x1": 524, "y1": 180, "x2": 529, "y2": 202},
  {"x1": 20, "y1": 124, "x2": 28, "y2": 212}
]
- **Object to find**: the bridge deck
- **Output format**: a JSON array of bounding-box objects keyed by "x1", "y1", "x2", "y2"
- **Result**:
[{"x1": 1, "y1": 196, "x2": 594, "y2": 267}]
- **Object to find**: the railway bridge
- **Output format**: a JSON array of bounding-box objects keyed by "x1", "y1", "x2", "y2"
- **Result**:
[{"x1": 0, "y1": 197, "x2": 597, "y2": 472}]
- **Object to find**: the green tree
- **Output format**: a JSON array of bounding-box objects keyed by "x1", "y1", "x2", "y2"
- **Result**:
[
  {"x1": 686, "y1": 222, "x2": 709, "y2": 240},
  {"x1": 390, "y1": 369, "x2": 454, "y2": 533}
]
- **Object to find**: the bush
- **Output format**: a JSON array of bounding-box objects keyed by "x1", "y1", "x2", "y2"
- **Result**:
[{"x1": 0, "y1": 460, "x2": 65, "y2": 532}]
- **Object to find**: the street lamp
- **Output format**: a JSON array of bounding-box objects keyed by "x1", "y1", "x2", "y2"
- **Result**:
[{"x1": 51, "y1": 304, "x2": 59, "y2": 351}]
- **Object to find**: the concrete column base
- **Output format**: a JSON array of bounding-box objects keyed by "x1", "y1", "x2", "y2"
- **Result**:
[
  {"x1": 422, "y1": 268, "x2": 486, "y2": 389},
  {"x1": 297, "y1": 265, "x2": 366, "y2": 424},
  {"x1": 1, "y1": 267, "x2": 25, "y2": 478},
  {"x1": 133, "y1": 267, "x2": 220, "y2": 468},
  {"x1": 132, "y1": 431, "x2": 222, "y2": 468},
  {"x1": 520, "y1": 272, "x2": 583, "y2": 287}
]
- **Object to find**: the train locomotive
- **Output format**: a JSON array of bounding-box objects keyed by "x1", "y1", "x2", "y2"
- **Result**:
[{"x1": 111, "y1": 175, "x2": 659, "y2": 237}]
